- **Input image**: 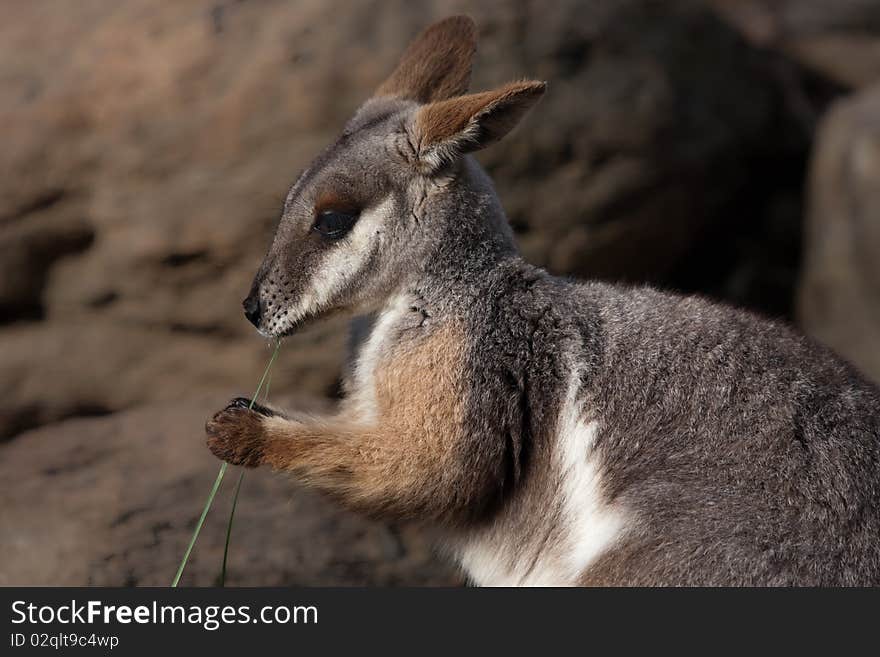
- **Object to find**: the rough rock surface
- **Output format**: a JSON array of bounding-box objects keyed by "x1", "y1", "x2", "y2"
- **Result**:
[
  {"x1": 710, "y1": 0, "x2": 880, "y2": 89},
  {"x1": 798, "y1": 83, "x2": 880, "y2": 384},
  {"x1": 0, "y1": 398, "x2": 460, "y2": 586}
]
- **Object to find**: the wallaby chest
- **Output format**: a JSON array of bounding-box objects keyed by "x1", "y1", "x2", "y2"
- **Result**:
[{"x1": 346, "y1": 294, "x2": 446, "y2": 420}]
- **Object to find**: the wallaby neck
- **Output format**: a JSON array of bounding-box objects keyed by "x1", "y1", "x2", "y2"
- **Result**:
[{"x1": 418, "y1": 156, "x2": 523, "y2": 292}]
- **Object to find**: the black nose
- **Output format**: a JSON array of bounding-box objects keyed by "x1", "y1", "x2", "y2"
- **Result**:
[{"x1": 243, "y1": 292, "x2": 261, "y2": 328}]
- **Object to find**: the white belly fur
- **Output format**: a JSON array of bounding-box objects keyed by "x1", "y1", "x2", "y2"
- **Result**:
[{"x1": 455, "y1": 370, "x2": 626, "y2": 586}]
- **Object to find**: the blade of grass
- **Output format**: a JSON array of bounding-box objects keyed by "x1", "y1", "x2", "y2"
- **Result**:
[
  {"x1": 171, "y1": 461, "x2": 227, "y2": 587},
  {"x1": 218, "y1": 344, "x2": 279, "y2": 585},
  {"x1": 219, "y1": 469, "x2": 245, "y2": 586},
  {"x1": 218, "y1": 354, "x2": 275, "y2": 585},
  {"x1": 172, "y1": 340, "x2": 282, "y2": 587}
]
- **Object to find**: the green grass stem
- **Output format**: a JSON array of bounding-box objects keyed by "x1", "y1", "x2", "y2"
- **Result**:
[{"x1": 171, "y1": 340, "x2": 282, "y2": 587}]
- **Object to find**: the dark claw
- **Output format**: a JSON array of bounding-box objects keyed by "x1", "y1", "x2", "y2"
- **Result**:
[{"x1": 227, "y1": 397, "x2": 277, "y2": 417}]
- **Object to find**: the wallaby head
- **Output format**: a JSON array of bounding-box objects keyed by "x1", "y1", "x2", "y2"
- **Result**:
[{"x1": 243, "y1": 16, "x2": 546, "y2": 336}]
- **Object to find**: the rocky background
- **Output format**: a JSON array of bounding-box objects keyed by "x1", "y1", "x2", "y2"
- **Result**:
[{"x1": 1, "y1": 0, "x2": 879, "y2": 586}]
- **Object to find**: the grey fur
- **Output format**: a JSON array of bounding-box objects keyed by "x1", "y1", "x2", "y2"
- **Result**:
[{"x1": 237, "y1": 19, "x2": 880, "y2": 586}]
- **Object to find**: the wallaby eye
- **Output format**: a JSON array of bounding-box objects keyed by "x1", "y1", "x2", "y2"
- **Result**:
[{"x1": 312, "y1": 210, "x2": 358, "y2": 240}]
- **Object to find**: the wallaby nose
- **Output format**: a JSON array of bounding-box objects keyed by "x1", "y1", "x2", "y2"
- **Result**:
[{"x1": 242, "y1": 292, "x2": 261, "y2": 328}]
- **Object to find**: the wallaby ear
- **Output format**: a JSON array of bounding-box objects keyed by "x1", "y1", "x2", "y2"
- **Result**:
[
  {"x1": 412, "y1": 80, "x2": 547, "y2": 169},
  {"x1": 375, "y1": 16, "x2": 477, "y2": 103}
]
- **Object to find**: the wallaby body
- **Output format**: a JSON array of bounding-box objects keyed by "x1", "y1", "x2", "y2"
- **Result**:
[{"x1": 207, "y1": 17, "x2": 880, "y2": 586}]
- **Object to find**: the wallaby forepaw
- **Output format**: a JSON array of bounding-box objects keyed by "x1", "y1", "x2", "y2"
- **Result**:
[
  {"x1": 229, "y1": 396, "x2": 278, "y2": 417},
  {"x1": 205, "y1": 400, "x2": 268, "y2": 468}
]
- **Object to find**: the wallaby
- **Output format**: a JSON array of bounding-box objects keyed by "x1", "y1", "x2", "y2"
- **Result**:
[{"x1": 206, "y1": 16, "x2": 880, "y2": 586}]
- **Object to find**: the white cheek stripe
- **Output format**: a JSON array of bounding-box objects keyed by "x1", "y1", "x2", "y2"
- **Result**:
[{"x1": 280, "y1": 195, "x2": 394, "y2": 331}]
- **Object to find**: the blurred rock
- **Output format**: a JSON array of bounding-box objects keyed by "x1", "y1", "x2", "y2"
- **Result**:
[
  {"x1": 0, "y1": 0, "x2": 814, "y2": 439},
  {"x1": 0, "y1": 319, "x2": 347, "y2": 441},
  {"x1": 0, "y1": 197, "x2": 94, "y2": 322},
  {"x1": 479, "y1": 0, "x2": 806, "y2": 303},
  {"x1": 0, "y1": 399, "x2": 460, "y2": 586},
  {"x1": 798, "y1": 83, "x2": 880, "y2": 384},
  {"x1": 710, "y1": 0, "x2": 880, "y2": 88}
]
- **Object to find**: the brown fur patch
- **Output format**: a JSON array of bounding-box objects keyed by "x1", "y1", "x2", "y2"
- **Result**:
[
  {"x1": 375, "y1": 16, "x2": 476, "y2": 103},
  {"x1": 205, "y1": 405, "x2": 268, "y2": 468},
  {"x1": 313, "y1": 189, "x2": 361, "y2": 215},
  {"x1": 254, "y1": 323, "x2": 469, "y2": 521},
  {"x1": 415, "y1": 80, "x2": 547, "y2": 151}
]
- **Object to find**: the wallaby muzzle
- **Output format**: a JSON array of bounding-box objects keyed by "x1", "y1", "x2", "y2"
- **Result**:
[{"x1": 242, "y1": 285, "x2": 262, "y2": 328}]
